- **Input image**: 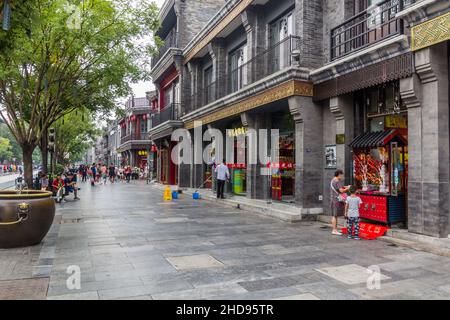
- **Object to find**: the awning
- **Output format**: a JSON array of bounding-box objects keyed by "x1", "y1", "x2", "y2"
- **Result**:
[{"x1": 349, "y1": 129, "x2": 407, "y2": 148}]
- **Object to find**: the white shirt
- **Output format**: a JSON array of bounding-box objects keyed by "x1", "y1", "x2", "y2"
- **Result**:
[{"x1": 215, "y1": 163, "x2": 230, "y2": 181}]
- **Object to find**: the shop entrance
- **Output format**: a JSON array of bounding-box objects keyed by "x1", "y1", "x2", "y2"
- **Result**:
[
  {"x1": 351, "y1": 80, "x2": 408, "y2": 226},
  {"x1": 160, "y1": 148, "x2": 169, "y2": 184},
  {"x1": 271, "y1": 112, "x2": 295, "y2": 202},
  {"x1": 229, "y1": 124, "x2": 247, "y2": 196}
]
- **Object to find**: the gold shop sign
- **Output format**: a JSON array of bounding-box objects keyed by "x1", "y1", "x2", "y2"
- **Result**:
[
  {"x1": 411, "y1": 11, "x2": 450, "y2": 51},
  {"x1": 385, "y1": 114, "x2": 407, "y2": 129},
  {"x1": 185, "y1": 80, "x2": 313, "y2": 129},
  {"x1": 227, "y1": 127, "x2": 248, "y2": 137}
]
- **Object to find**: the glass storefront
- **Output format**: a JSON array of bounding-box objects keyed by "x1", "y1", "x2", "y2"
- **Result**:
[{"x1": 271, "y1": 112, "x2": 295, "y2": 202}]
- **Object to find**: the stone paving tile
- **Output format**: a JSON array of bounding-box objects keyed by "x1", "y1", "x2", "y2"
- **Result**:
[
  {"x1": 152, "y1": 282, "x2": 248, "y2": 300},
  {"x1": 209, "y1": 286, "x2": 301, "y2": 300},
  {"x1": 98, "y1": 279, "x2": 194, "y2": 300},
  {"x1": 47, "y1": 277, "x2": 143, "y2": 297},
  {"x1": 294, "y1": 282, "x2": 364, "y2": 300},
  {"x1": 315, "y1": 264, "x2": 391, "y2": 285},
  {"x1": 3, "y1": 182, "x2": 450, "y2": 300},
  {"x1": 272, "y1": 293, "x2": 320, "y2": 300},
  {"x1": 0, "y1": 278, "x2": 49, "y2": 300},
  {"x1": 47, "y1": 291, "x2": 99, "y2": 300},
  {"x1": 349, "y1": 279, "x2": 443, "y2": 299},
  {"x1": 166, "y1": 254, "x2": 224, "y2": 270}
]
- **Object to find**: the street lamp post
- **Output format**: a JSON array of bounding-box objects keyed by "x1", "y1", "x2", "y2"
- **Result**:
[{"x1": 48, "y1": 128, "x2": 56, "y2": 175}]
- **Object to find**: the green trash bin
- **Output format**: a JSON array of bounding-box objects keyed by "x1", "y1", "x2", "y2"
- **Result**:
[{"x1": 233, "y1": 169, "x2": 243, "y2": 194}]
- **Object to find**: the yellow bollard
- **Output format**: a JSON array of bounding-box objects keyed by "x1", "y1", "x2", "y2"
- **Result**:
[{"x1": 163, "y1": 186, "x2": 172, "y2": 201}]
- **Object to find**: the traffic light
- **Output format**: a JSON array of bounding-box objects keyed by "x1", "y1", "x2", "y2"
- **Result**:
[{"x1": 48, "y1": 128, "x2": 56, "y2": 152}]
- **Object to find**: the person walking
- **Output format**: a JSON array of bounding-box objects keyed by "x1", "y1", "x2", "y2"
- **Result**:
[
  {"x1": 330, "y1": 169, "x2": 350, "y2": 235},
  {"x1": 125, "y1": 166, "x2": 132, "y2": 183},
  {"x1": 101, "y1": 164, "x2": 108, "y2": 185},
  {"x1": 345, "y1": 186, "x2": 362, "y2": 240},
  {"x1": 215, "y1": 159, "x2": 230, "y2": 199},
  {"x1": 108, "y1": 163, "x2": 116, "y2": 183},
  {"x1": 90, "y1": 163, "x2": 97, "y2": 186},
  {"x1": 82, "y1": 165, "x2": 88, "y2": 182}
]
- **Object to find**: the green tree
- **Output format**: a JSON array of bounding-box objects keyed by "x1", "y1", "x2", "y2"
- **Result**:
[
  {"x1": 53, "y1": 108, "x2": 99, "y2": 165},
  {"x1": 0, "y1": 0, "x2": 160, "y2": 185},
  {"x1": 0, "y1": 137, "x2": 13, "y2": 161},
  {"x1": 0, "y1": 123, "x2": 22, "y2": 161}
]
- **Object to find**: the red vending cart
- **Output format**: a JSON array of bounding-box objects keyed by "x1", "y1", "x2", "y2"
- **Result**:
[{"x1": 349, "y1": 129, "x2": 408, "y2": 225}]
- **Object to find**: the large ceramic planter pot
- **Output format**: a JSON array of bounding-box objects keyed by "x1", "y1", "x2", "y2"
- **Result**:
[{"x1": 0, "y1": 190, "x2": 55, "y2": 248}]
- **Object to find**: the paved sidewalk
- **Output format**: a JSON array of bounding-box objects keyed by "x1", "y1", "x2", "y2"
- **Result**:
[{"x1": 1, "y1": 180, "x2": 450, "y2": 300}]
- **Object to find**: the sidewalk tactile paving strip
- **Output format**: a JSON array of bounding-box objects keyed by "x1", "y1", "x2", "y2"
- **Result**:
[{"x1": 0, "y1": 277, "x2": 49, "y2": 300}]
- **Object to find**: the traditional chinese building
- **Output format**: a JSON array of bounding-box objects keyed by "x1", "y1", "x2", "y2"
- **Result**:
[
  {"x1": 117, "y1": 97, "x2": 152, "y2": 169},
  {"x1": 150, "y1": 0, "x2": 450, "y2": 238}
]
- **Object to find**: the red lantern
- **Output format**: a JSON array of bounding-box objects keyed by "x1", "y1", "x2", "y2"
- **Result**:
[{"x1": 151, "y1": 145, "x2": 157, "y2": 153}]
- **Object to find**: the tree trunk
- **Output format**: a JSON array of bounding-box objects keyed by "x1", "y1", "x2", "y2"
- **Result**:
[
  {"x1": 22, "y1": 143, "x2": 36, "y2": 187},
  {"x1": 40, "y1": 130, "x2": 48, "y2": 174}
]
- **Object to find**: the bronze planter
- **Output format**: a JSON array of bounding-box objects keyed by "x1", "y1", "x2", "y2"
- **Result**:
[{"x1": 0, "y1": 190, "x2": 55, "y2": 248}]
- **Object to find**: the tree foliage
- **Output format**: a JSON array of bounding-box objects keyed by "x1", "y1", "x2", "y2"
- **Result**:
[
  {"x1": 53, "y1": 108, "x2": 99, "y2": 164},
  {"x1": 0, "y1": 0, "x2": 160, "y2": 183},
  {"x1": 0, "y1": 122, "x2": 22, "y2": 161},
  {"x1": 0, "y1": 136, "x2": 13, "y2": 161}
]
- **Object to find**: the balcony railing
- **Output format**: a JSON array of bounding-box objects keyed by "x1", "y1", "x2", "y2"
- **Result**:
[
  {"x1": 120, "y1": 132, "x2": 150, "y2": 145},
  {"x1": 151, "y1": 30, "x2": 178, "y2": 68},
  {"x1": 151, "y1": 103, "x2": 180, "y2": 128},
  {"x1": 189, "y1": 35, "x2": 302, "y2": 111},
  {"x1": 330, "y1": 0, "x2": 417, "y2": 61}
]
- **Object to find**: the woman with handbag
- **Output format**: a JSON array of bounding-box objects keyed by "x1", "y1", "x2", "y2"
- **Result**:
[{"x1": 330, "y1": 169, "x2": 350, "y2": 235}]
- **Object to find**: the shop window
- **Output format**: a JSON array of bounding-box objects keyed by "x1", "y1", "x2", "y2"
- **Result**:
[
  {"x1": 229, "y1": 44, "x2": 248, "y2": 93},
  {"x1": 140, "y1": 118, "x2": 148, "y2": 133},
  {"x1": 269, "y1": 11, "x2": 294, "y2": 73},
  {"x1": 163, "y1": 86, "x2": 172, "y2": 109},
  {"x1": 204, "y1": 66, "x2": 214, "y2": 105}
]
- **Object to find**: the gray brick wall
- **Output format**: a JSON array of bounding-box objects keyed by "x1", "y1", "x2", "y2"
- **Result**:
[
  {"x1": 294, "y1": 0, "x2": 324, "y2": 69},
  {"x1": 321, "y1": 0, "x2": 355, "y2": 64},
  {"x1": 177, "y1": 0, "x2": 227, "y2": 49}
]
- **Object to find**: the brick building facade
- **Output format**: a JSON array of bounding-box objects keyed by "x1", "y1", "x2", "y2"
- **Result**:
[{"x1": 150, "y1": 0, "x2": 450, "y2": 238}]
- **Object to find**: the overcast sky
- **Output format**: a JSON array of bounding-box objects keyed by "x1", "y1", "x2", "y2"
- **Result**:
[{"x1": 130, "y1": 0, "x2": 166, "y2": 98}]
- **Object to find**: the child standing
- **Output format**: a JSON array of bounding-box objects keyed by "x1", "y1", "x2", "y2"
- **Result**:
[{"x1": 345, "y1": 186, "x2": 362, "y2": 240}]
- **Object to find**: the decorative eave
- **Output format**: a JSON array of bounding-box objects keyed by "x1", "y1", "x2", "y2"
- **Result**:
[
  {"x1": 150, "y1": 48, "x2": 183, "y2": 83},
  {"x1": 396, "y1": 0, "x2": 450, "y2": 27},
  {"x1": 149, "y1": 120, "x2": 183, "y2": 141},
  {"x1": 117, "y1": 140, "x2": 152, "y2": 153},
  {"x1": 310, "y1": 35, "x2": 410, "y2": 85},
  {"x1": 146, "y1": 90, "x2": 157, "y2": 102},
  {"x1": 182, "y1": 67, "x2": 312, "y2": 129},
  {"x1": 157, "y1": 0, "x2": 176, "y2": 25}
]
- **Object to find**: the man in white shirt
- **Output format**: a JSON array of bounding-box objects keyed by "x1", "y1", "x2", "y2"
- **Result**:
[{"x1": 215, "y1": 159, "x2": 230, "y2": 199}]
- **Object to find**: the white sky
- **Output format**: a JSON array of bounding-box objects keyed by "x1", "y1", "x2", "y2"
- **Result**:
[{"x1": 130, "y1": 0, "x2": 166, "y2": 98}]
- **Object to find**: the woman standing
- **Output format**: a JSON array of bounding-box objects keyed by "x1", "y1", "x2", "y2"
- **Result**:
[{"x1": 330, "y1": 169, "x2": 350, "y2": 235}]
